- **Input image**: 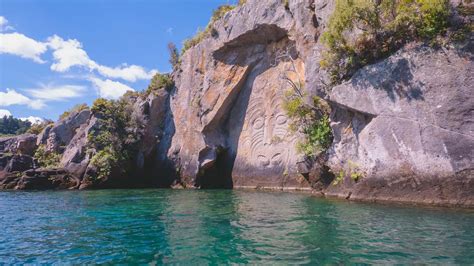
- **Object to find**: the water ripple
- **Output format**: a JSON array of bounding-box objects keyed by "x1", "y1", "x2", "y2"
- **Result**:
[{"x1": 0, "y1": 189, "x2": 473, "y2": 264}]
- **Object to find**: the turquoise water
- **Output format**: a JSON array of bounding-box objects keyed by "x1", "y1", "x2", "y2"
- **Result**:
[{"x1": 0, "y1": 190, "x2": 473, "y2": 264}]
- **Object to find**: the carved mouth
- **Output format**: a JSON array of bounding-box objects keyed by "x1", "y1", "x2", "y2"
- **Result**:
[{"x1": 257, "y1": 153, "x2": 283, "y2": 167}]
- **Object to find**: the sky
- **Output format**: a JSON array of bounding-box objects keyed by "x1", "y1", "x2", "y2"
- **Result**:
[{"x1": 0, "y1": 0, "x2": 239, "y2": 122}]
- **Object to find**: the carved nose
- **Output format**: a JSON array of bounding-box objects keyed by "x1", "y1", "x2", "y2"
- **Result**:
[{"x1": 263, "y1": 118, "x2": 273, "y2": 145}]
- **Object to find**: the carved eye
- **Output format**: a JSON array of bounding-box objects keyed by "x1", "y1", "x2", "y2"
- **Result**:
[
  {"x1": 257, "y1": 155, "x2": 270, "y2": 166},
  {"x1": 252, "y1": 118, "x2": 264, "y2": 129},
  {"x1": 271, "y1": 153, "x2": 282, "y2": 165},
  {"x1": 275, "y1": 114, "x2": 287, "y2": 125}
]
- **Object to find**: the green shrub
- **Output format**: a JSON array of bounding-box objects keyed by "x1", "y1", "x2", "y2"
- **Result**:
[
  {"x1": 331, "y1": 161, "x2": 364, "y2": 186},
  {"x1": 168, "y1": 42, "x2": 180, "y2": 70},
  {"x1": 87, "y1": 96, "x2": 143, "y2": 181},
  {"x1": 283, "y1": 86, "x2": 333, "y2": 157},
  {"x1": 26, "y1": 120, "x2": 53, "y2": 135},
  {"x1": 350, "y1": 172, "x2": 363, "y2": 182},
  {"x1": 296, "y1": 115, "x2": 332, "y2": 156},
  {"x1": 321, "y1": 0, "x2": 450, "y2": 84},
  {"x1": 34, "y1": 145, "x2": 61, "y2": 168},
  {"x1": 145, "y1": 73, "x2": 174, "y2": 96},
  {"x1": 333, "y1": 170, "x2": 345, "y2": 185},
  {"x1": 90, "y1": 147, "x2": 120, "y2": 180},
  {"x1": 59, "y1": 103, "x2": 89, "y2": 120}
]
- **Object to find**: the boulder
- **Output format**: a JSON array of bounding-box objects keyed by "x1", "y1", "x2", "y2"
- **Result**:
[
  {"x1": 4, "y1": 155, "x2": 35, "y2": 173},
  {"x1": 60, "y1": 115, "x2": 97, "y2": 179},
  {"x1": 38, "y1": 109, "x2": 91, "y2": 153},
  {"x1": 326, "y1": 44, "x2": 474, "y2": 206},
  {"x1": 0, "y1": 167, "x2": 80, "y2": 190},
  {"x1": 0, "y1": 134, "x2": 37, "y2": 155}
]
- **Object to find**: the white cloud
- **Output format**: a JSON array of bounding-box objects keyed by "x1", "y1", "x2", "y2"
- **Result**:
[
  {"x1": 0, "y1": 16, "x2": 7, "y2": 31},
  {"x1": 20, "y1": 116, "x2": 44, "y2": 124},
  {"x1": 166, "y1": 27, "x2": 173, "y2": 35},
  {"x1": 46, "y1": 35, "x2": 156, "y2": 82},
  {"x1": 0, "y1": 32, "x2": 47, "y2": 63},
  {"x1": 96, "y1": 64, "x2": 156, "y2": 82},
  {"x1": 0, "y1": 88, "x2": 45, "y2": 109},
  {"x1": 0, "y1": 30, "x2": 155, "y2": 82},
  {"x1": 26, "y1": 84, "x2": 86, "y2": 101},
  {"x1": 0, "y1": 16, "x2": 14, "y2": 32},
  {"x1": 89, "y1": 78, "x2": 134, "y2": 100},
  {"x1": 0, "y1": 109, "x2": 12, "y2": 117},
  {"x1": 47, "y1": 35, "x2": 97, "y2": 72}
]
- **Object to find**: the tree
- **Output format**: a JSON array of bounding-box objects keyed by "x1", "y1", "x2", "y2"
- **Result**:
[
  {"x1": 168, "y1": 42, "x2": 180, "y2": 70},
  {"x1": 0, "y1": 116, "x2": 32, "y2": 135}
]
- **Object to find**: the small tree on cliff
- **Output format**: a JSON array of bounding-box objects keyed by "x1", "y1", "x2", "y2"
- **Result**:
[
  {"x1": 168, "y1": 42, "x2": 180, "y2": 70},
  {"x1": 275, "y1": 45, "x2": 332, "y2": 157}
]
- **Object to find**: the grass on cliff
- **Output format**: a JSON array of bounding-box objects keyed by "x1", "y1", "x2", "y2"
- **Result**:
[{"x1": 320, "y1": 0, "x2": 452, "y2": 85}]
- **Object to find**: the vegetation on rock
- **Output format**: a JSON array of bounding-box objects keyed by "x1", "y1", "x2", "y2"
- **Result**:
[
  {"x1": 26, "y1": 120, "x2": 53, "y2": 135},
  {"x1": 89, "y1": 99, "x2": 126, "y2": 180},
  {"x1": 181, "y1": 3, "x2": 244, "y2": 55},
  {"x1": 34, "y1": 145, "x2": 61, "y2": 168},
  {"x1": 321, "y1": 0, "x2": 452, "y2": 84},
  {"x1": 145, "y1": 73, "x2": 174, "y2": 96},
  {"x1": 86, "y1": 68, "x2": 174, "y2": 180},
  {"x1": 283, "y1": 80, "x2": 332, "y2": 157},
  {"x1": 59, "y1": 103, "x2": 89, "y2": 121},
  {"x1": 168, "y1": 42, "x2": 180, "y2": 71}
]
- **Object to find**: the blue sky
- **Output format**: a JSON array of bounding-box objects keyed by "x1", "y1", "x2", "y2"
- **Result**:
[{"x1": 0, "y1": 0, "x2": 238, "y2": 121}]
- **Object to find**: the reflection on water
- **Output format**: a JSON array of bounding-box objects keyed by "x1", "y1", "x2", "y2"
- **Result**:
[{"x1": 0, "y1": 189, "x2": 473, "y2": 264}]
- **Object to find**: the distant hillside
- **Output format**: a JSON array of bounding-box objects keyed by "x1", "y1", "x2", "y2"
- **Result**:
[{"x1": 0, "y1": 115, "x2": 32, "y2": 136}]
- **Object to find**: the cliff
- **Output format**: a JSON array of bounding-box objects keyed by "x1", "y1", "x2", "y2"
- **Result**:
[{"x1": 0, "y1": 0, "x2": 472, "y2": 207}]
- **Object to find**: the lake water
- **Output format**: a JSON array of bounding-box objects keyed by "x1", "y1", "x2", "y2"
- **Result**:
[{"x1": 0, "y1": 189, "x2": 473, "y2": 264}]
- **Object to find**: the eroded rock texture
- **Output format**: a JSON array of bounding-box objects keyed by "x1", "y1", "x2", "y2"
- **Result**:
[
  {"x1": 326, "y1": 44, "x2": 474, "y2": 206},
  {"x1": 164, "y1": 0, "x2": 473, "y2": 206},
  {"x1": 168, "y1": 0, "x2": 330, "y2": 189},
  {"x1": 0, "y1": 134, "x2": 37, "y2": 156},
  {"x1": 39, "y1": 110, "x2": 91, "y2": 153}
]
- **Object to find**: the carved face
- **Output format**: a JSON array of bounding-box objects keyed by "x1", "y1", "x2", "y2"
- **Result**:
[{"x1": 241, "y1": 86, "x2": 292, "y2": 168}]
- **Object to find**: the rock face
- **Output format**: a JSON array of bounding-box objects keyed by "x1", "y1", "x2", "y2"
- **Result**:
[
  {"x1": 168, "y1": 0, "x2": 330, "y2": 189},
  {"x1": 0, "y1": 134, "x2": 37, "y2": 156},
  {"x1": 0, "y1": 168, "x2": 79, "y2": 190},
  {"x1": 163, "y1": 0, "x2": 473, "y2": 205},
  {"x1": 38, "y1": 109, "x2": 91, "y2": 153},
  {"x1": 63, "y1": 91, "x2": 171, "y2": 189},
  {"x1": 326, "y1": 44, "x2": 474, "y2": 206},
  {"x1": 60, "y1": 115, "x2": 97, "y2": 181}
]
